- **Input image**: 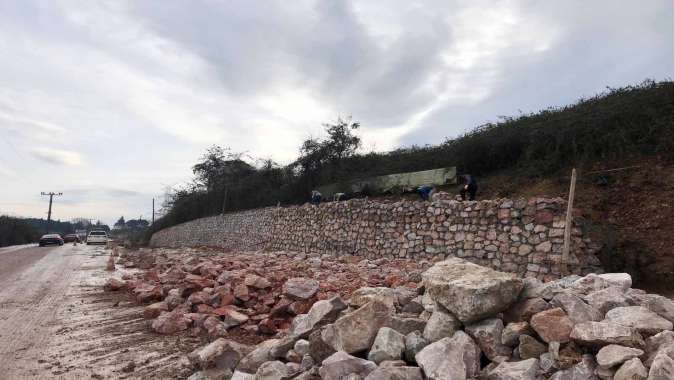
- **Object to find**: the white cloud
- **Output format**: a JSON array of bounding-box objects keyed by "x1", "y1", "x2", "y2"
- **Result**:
[{"x1": 30, "y1": 148, "x2": 83, "y2": 166}]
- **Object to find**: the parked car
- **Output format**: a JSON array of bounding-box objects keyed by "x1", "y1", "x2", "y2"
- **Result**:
[
  {"x1": 39, "y1": 234, "x2": 64, "y2": 247},
  {"x1": 63, "y1": 234, "x2": 81, "y2": 243},
  {"x1": 86, "y1": 230, "x2": 108, "y2": 245}
]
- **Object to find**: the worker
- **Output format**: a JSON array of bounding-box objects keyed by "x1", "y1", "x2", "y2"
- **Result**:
[
  {"x1": 418, "y1": 185, "x2": 436, "y2": 201},
  {"x1": 310, "y1": 190, "x2": 322, "y2": 205},
  {"x1": 459, "y1": 174, "x2": 478, "y2": 201},
  {"x1": 333, "y1": 192, "x2": 346, "y2": 201}
]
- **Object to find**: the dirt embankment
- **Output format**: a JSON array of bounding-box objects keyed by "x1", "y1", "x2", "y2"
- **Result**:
[{"x1": 477, "y1": 156, "x2": 674, "y2": 294}]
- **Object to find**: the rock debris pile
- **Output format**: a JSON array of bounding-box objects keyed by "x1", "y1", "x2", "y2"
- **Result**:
[
  {"x1": 105, "y1": 247, "x2": 424, "y2": 342},
  {"x1": 106, "y1": 248, "x2": 674, "y2": 380}
]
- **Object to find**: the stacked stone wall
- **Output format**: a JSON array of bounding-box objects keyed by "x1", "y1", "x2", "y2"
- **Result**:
[{"x1": 150, "y1": 197, "x2": 603, "y2": 280}]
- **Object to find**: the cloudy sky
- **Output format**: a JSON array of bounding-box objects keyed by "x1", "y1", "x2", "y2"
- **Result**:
[{"x1": 0, "y1": 1, "x2": 672, "y2": 225}]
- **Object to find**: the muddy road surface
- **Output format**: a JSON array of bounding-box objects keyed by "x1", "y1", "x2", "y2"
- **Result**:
[{"x1": 0, "y1": 244, "x2": 198, "y2": 379}]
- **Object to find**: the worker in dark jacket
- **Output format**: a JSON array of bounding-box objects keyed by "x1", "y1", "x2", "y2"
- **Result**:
[
  {"x1": 310, "y1": 190, "x2": 322, "y2": 205},
  {"x1": 459, "y1": 174, "x2": 478, "y2": 201},
  {"x1": 418, "y1": 185, "x2": 436, "y2": 201}
]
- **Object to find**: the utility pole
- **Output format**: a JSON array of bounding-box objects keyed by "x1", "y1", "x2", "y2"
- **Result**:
[
  {"x1": 41, "y1": 192, "x2": 63, "y2": 233},
  {"x1": 152, "y1": 198, "x2": 155, "y2": 225}
]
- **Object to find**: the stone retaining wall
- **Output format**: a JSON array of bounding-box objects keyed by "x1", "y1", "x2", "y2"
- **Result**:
[{"x1": 150, "y1": 197, "x2": 603, "y2": 280}]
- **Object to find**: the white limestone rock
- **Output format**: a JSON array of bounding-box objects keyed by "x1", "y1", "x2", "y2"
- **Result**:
[{"x1": 422, "y1": 258, "x2": 523, "y2": 323}]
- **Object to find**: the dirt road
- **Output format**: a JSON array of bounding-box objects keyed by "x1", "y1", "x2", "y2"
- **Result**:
[{"x1": 0, "y1": 244, "x2": 198, "y2": 379}]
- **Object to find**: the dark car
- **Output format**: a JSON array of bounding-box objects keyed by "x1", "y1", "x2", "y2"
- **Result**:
[
  {"x1": 39, "y1": 234, "x2": 64, "y2": 246},
  {"x1": 63, "y1": 234, "x2": 81, "y2": 243}
]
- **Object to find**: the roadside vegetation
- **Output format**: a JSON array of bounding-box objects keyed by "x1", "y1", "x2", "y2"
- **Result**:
[
  {"x1": 152, "y1": 79, "x2": 674, "y2": 234},
  {"x1": 0, "y1": 215, "x2": 40, "y2": 247}
]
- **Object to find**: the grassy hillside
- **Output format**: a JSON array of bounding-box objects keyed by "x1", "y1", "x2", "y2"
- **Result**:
[
  {"x1": 342, "y1": 79, "x2": 674, "y2": 179},
  {"x1": 150, "y1": 79, "x2": 674, "y2": 290},
  {"x1": 155, "y1": 79, "x2": 674, "y2": 233}
]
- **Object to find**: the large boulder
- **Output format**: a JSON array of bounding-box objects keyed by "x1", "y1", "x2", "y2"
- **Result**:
[
  {"x1": 390, "y1": 316, "x2": 426, "y2": 335},
  {"x1": 487, "y1": 358, "x2": 539, "y2": 380},
  {"x1": 318, "y1": 351, "x2": 377, "y2": 380},
  {"x1": 323, "y1": 300, "x2": 393, "y2": 354},
  {"x1": 519, "y1": 335, "x2": 547, "y2": 360},
  {"x1": 596, "y1": 345, "x2": 644, "y2": 370},
  {"x1": 504, "y1": 297, "x2": 550, "y2": 324},
  {"x1": 188, "y1": 338, "x2": 253, "y2": 370},
  {"x1": 230, "y1": 371, "x2": 256, "y2": 380},
  {"x1": 643, "y1": 294, "x2": 674, "y2": 324},
  {"x1": 367, "y1": 327, "x2": 405, "y2": 364},
  {"x1": 533, "y1": 275, "x2": 582, "y2": 300},
  {"x1": 289, "y1": 296, "x2": 347, "y2": 338},
  {"x1": 213, "y1": 306, "x2": 250, "y2": 329},
  {"x1": 308, "y1": 329, "x2": 336, "y2": 363},
  {"x1": 243, "y1": 274, "x2": 271, "y2": 289},
  {"x1": 255, "y1": 360, "x2": 293, "y2": 380},
  {"x1": 549, "y1": 355, "x2": 598, "y2": 380},
  {"x1": 364, "y1": 366, "x2": 423, "y2": 380},
  {"x1": 570, "y1": 322, "x2": 644, "y2": 348},
  {"x1": 502, "y1": 322, "x2": 533, "y2": 347},
  {"x1": 144, "y1": 301, "x2": 168, "y2": 319},
  {"x1": 415, "y1": 331, "x2": 481, "y2": 380},
  {"x1": 404, "y1": 331, "x2": 429, "y2": 364},
  {"x1": 530, "y1": 308, "x2": 574, "y2": 343},
  {"x1": 236, "y1": 339, "x2": 281, "y2": 374},
  {"x1": 570, "y1": 273, "x2": 632, "y2": 295},
  {"x1": 603, "y1": 306, "x2": 673, "y2": 336},
  {"x1": 648, "y1": 352, "x2": 674, "y2": 380},
  {"x1": 548, "y1": 341, "x2": 583, "y2": 370},
  {"x1": 283, "y1": 278, "x2": 320, "y2": 301},
  {"x1": 349, "y1": 287, "x2": 397, "y2": 309},
  {"x1": 423, "y1": 307, "x2": 461, "y2": 343},
  {"x1": 584, "y1": 286, "x2": 631, "y2": 314},
  {"x1": 465, "y1": 318, "x2": 512, "y2": 361},
  {"x1": 151, "y1": 310, "x2": 190, "y2": 334},
  {"x1": 551, "y1": 292, "x2": 603, "y2": 324},
  {"x1": 614, "y1": 358, "x2": 647, "y2": 380},
  {"x1": 104, "y1": 277, "x2": 126, "y2": 291},
  {"x1": 646, "y1": 331, "x2": 674, "y2": 359},
  {"x1": 422, "y1": 258, "x2": 523, "y2": 323}
]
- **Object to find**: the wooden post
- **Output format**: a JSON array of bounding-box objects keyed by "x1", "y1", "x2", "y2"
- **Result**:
[{"x1": 561, "y1": 168, "x2": 577, "y2": 276}]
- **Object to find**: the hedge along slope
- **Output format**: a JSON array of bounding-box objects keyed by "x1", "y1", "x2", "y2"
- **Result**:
[{"x1": 151, "y1": 196, "x2": 602, "y2": 280}]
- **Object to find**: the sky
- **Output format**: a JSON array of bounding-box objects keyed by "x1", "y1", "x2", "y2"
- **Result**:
[{"x1": 0, "y1": 1, "x2": 673, "y2": 225}]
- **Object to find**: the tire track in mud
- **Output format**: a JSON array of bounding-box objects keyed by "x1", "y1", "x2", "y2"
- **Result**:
[
  {"x1": 0, "y1": 245, "x2": 81, "y2": 378},
  {"x1": 0, "y1": 245, "x2": 202, "y2": 379}
]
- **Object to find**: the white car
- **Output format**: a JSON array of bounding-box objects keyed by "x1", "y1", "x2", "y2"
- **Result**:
[{"x1": 86, "y1": 230, "x2": 108, "y2": 245}]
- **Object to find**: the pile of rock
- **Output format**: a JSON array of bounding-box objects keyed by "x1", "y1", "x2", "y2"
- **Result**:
[
  {"x1": 104, "y1": 247, "x2": 424, "y2": 341},
  {"x1": 185, "y1": 257, "x2": 674, "y2": 380}
]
